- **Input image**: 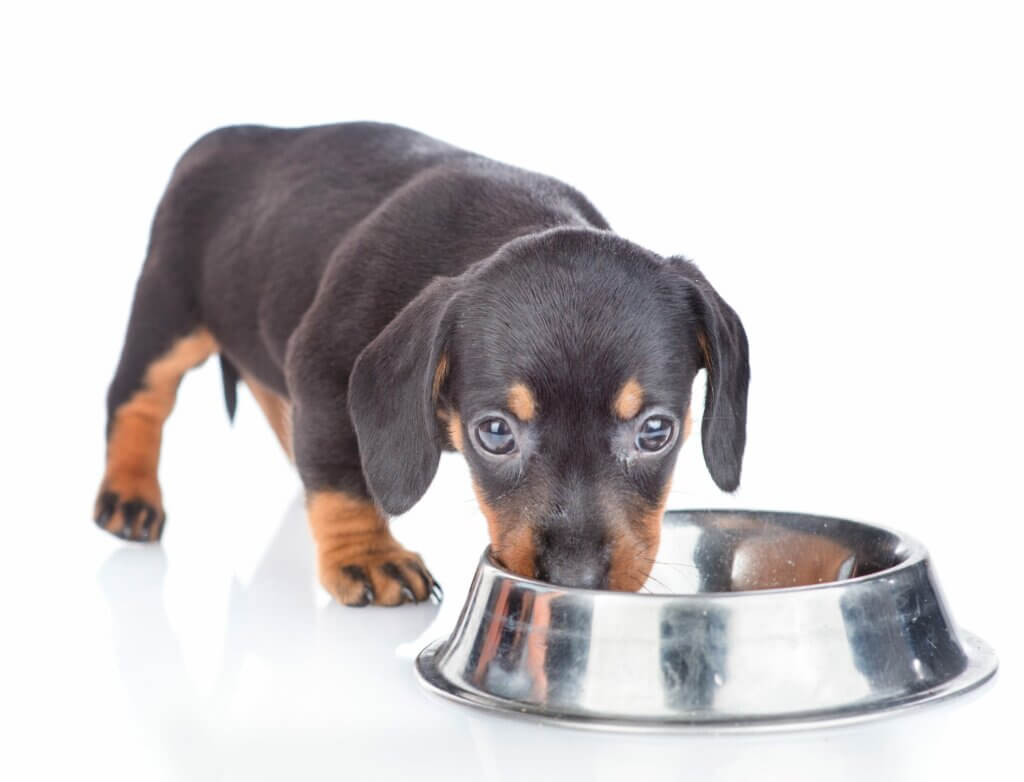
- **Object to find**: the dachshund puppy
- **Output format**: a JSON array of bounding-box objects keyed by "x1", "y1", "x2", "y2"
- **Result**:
[{"x1": 95, "y1": 122, "x2": 749, "y2": 605}]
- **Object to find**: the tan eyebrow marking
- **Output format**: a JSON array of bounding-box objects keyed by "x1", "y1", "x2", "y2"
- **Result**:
[
  {"x1": 613, "y1": 377, "x2": 645, "y2": 420},
  {"x1": 506, "y1": 382, "x2": 537, "y2": 421}
]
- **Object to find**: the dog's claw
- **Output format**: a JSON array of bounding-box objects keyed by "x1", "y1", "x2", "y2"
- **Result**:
[
  {"x1": 121, "y1": 501, "x2": 142, "y2": 536},
  {"x1": 350, "y1": 581, "x2": 374, "y2": 607},
  {"x1": 95, "y1": 491, "x2": 117, "y2": 527},
  {"x1": 382, "y1": 562, "x2": 419, "y2": 604},
  {"x1": 407, "y1": 560, "x2": 438, "y2": 602},
  {"x1": 341, "y1": 565, "x2": 375, "y2": 607},
  {"x1": 430, "y1": 582, "x2": 444, "y2": 603},
  {"x1": 139, "y1": 506, "x2": 162, "y2": 541}
]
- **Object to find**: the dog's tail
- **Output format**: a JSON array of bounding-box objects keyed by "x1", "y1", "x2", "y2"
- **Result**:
[{"x1": 219, "y1": 354, "x2": 240, "y2": 422}]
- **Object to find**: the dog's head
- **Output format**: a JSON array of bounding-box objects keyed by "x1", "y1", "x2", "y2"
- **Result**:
[{"x1": 349, "y1": 228, "x2": 749, "y2": 590}]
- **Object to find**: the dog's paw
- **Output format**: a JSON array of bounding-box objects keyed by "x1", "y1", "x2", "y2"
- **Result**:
[
  {"x1": 321, "y1": 548, "x2": 442, "y2": 607},
  {"x1": 93, "y1": 475, "x2": 166, "y2": 542}
]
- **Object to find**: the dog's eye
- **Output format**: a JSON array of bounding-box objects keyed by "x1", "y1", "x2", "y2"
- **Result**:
[
  {"x1": 637, "y1": 416, "x2": 673, "y2": 452},
  {"x1": 476, "y1": 417, "x2": 516, "y2": 455}
]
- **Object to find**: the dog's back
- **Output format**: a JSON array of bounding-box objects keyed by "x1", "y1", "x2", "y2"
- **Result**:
[{"x1": 150, "y1": 122, "x2": 605, "y2": 392}]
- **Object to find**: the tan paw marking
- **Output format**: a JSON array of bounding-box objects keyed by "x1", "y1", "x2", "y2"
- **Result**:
[{"x1": 308, "y1": 491, "x2": 441, "y2": 606}]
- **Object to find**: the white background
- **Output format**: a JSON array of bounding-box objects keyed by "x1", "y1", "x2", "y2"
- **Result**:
[{"x1": 1, "y1": 1, "x2": 1021, "y2": 779}]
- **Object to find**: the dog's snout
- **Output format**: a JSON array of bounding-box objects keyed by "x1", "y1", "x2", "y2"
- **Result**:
[
  {"x1": 536, "y1": 556, "x2": 608, "y2": 589},
  {"x1": 534, "y1": 525, "x2": 609, "y2": 589}
]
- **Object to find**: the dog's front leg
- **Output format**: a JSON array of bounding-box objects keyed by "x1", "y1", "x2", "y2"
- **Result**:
[
  {"x1": 305, "y1": 489, "x2": 439, "y2": 606},
  {"x1": 287, "y1": 335, "x2": 440, "y2": 607}
]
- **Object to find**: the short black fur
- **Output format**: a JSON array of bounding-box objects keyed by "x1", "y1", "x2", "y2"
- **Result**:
[{"x1": 103, "y1": 121, "x2": 750, "y2": 590}]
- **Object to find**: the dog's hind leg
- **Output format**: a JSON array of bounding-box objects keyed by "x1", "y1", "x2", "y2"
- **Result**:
[{"x1": 94, "y1": 262, "x2": 217, "y2": 542}]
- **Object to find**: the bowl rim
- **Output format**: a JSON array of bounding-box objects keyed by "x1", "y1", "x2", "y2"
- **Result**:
[
  {"x1": 482, "y1": 507, "x2": 930, "y2": 598},
  {"x1": 416, "y1": 630, "x2": 999, "y2": 733}
]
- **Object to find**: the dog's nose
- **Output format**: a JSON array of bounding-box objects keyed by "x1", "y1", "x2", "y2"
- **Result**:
[
  {"x1": 534, "y1": 489, "x2": 609, "y2": 588},
  {"x1": 535, "y1": 552, "x2": 609, "y2": 589}
]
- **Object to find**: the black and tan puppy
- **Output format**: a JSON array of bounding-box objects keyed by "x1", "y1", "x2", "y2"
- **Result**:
[{"x1": 95, "y1": 122, "x2": 749, "y2": 605}]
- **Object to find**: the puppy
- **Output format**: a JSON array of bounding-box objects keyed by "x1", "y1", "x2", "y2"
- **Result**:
[{"x1": 95, "y1": 122, "x2": 749, "y2": 605}]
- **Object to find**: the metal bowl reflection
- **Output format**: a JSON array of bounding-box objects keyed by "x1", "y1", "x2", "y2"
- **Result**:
[{"x1": 415, "y1": 509, "x2": 997, "y2": 731}]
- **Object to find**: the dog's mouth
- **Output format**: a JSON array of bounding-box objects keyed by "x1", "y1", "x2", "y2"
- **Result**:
[
  {"x1": 490, "y1": 549, "x2": 536, "y2": 581},
  {"x1": 492, "y1": 546, "x2": 652, "y2": 592},
  {"x1": 483, "y1": 501, "x2": 665, "y2": 592}
]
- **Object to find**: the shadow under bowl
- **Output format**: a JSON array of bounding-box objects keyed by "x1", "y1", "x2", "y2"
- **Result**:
[{"x1": 415, "y1": 509, "x2": 997, "y2": 731}]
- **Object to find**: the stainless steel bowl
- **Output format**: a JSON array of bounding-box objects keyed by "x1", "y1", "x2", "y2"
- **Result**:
[{"x1": 416, "y1": 509, "x2": 997, "y2": 731}]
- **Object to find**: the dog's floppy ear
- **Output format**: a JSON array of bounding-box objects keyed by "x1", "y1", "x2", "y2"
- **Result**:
[
  {"x1": 667, "y1": 258, "x2": 750, "y2": 491},
  {"x1": 348, "y1": 276, "x2": 459, "y2": 515}
]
